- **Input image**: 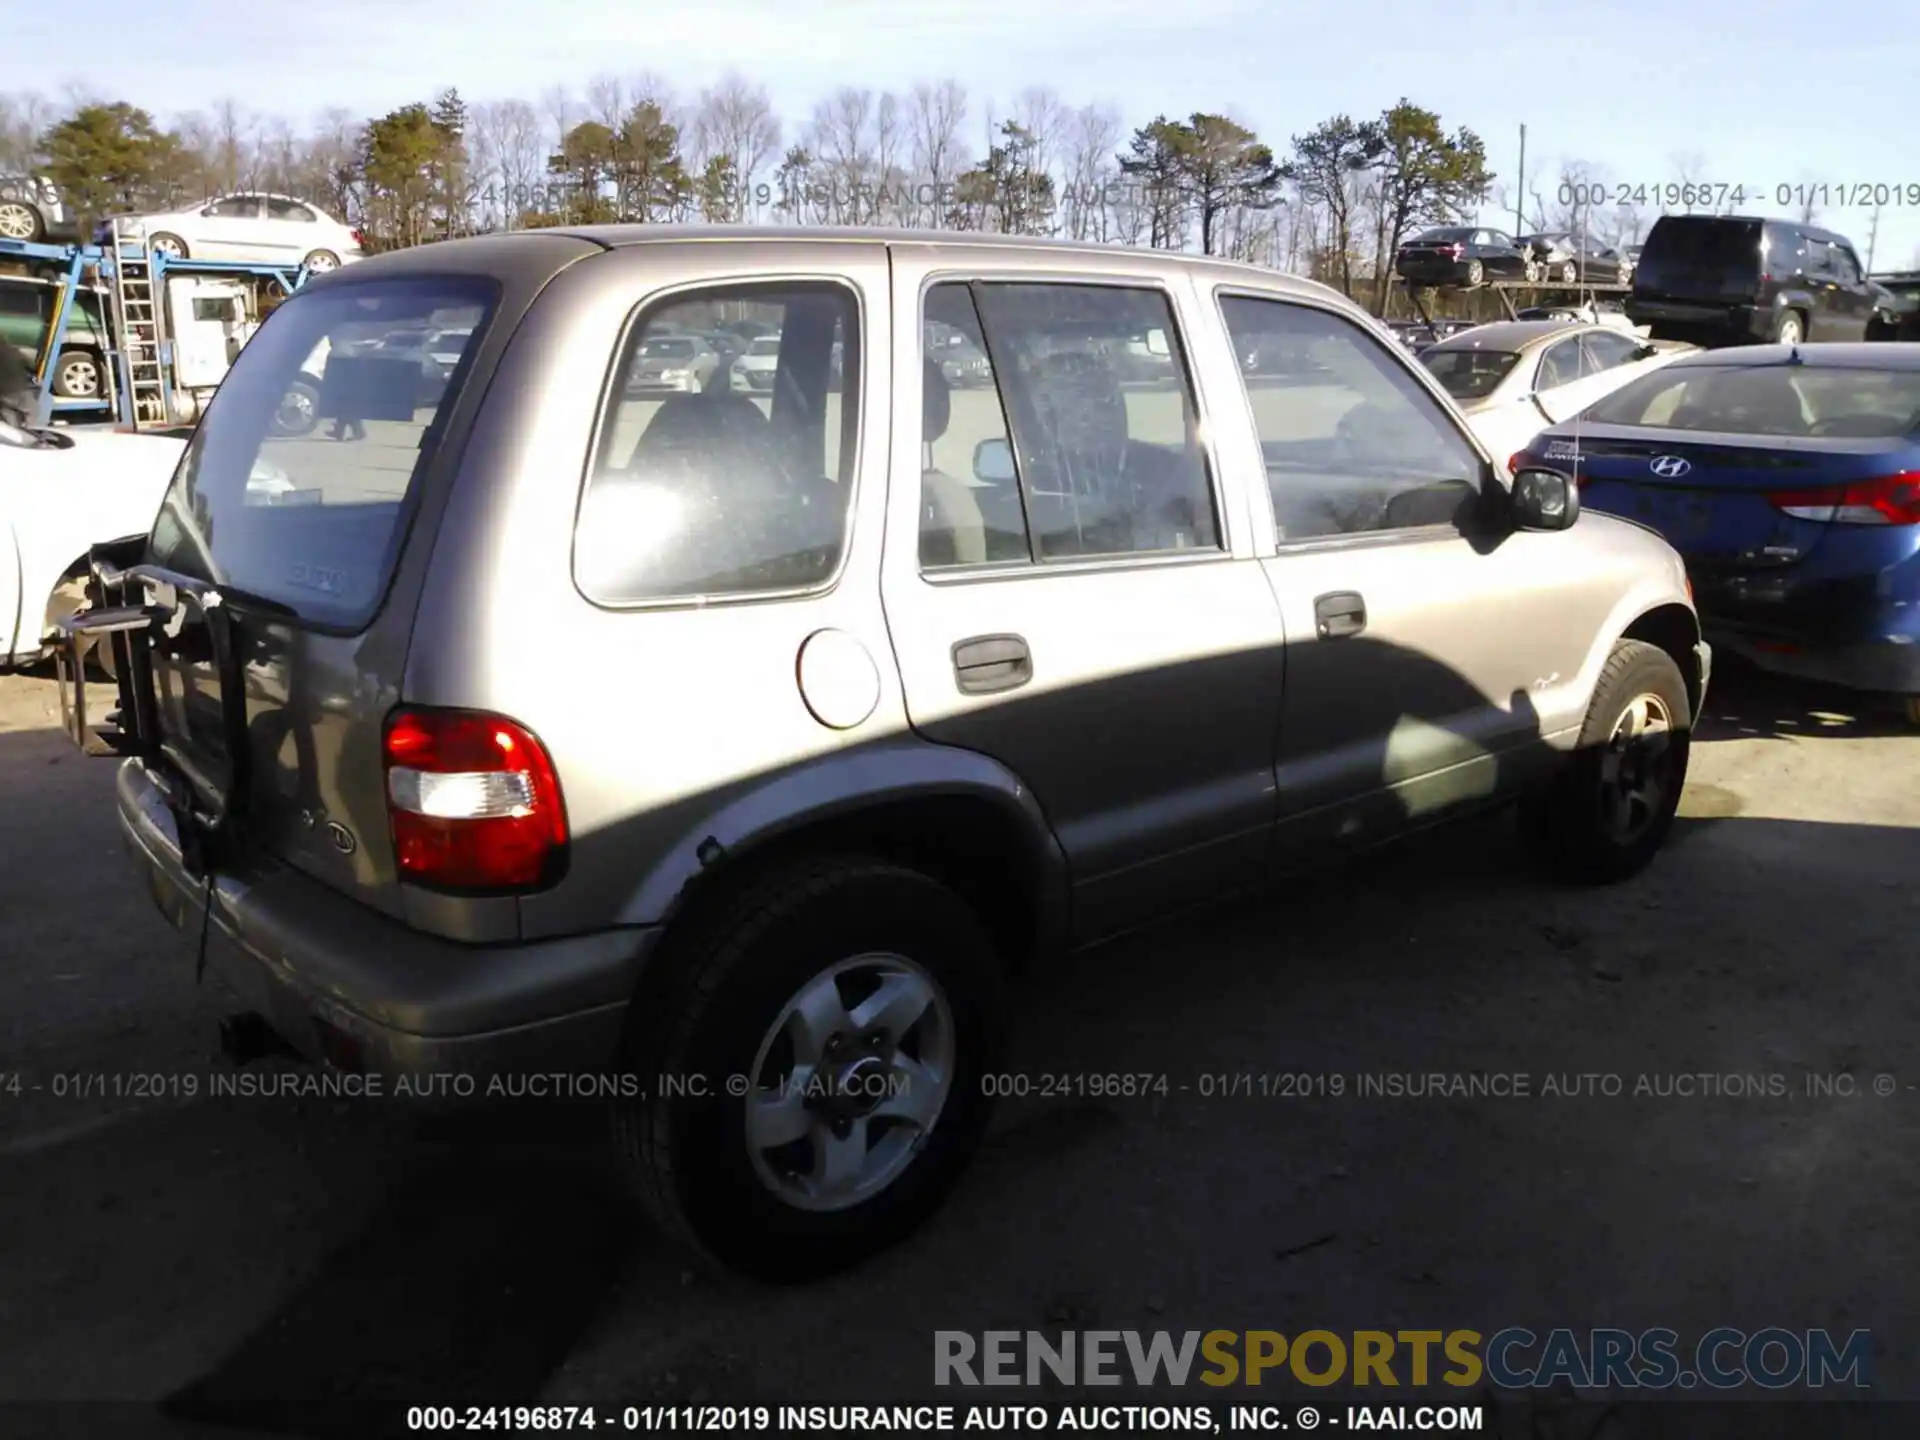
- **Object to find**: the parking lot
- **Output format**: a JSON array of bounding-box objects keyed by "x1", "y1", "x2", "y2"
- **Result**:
[{"x1": 1, "y1": 654, "x2": 1916, "y2": 1431}]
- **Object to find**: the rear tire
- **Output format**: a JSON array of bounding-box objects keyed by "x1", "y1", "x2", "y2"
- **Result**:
[
  {"x1": 270, "y1": 376, "x2": 322, "y2": 437},
  {"x1": 0, "y1": 200, "x2": 43, "y2": 242},
  {"x1": 1519, "y1": 639, "x2": 1692, "y2": 884},
  {"x1": 1465, "y1": 260, "x2": 1485, "y2": 287},
  {"x1": 146, "y1": 232, "x2": 188, "y2": 260},
  {"x1": 302, "y1": 249, "x2": 341, "y2": 273},
  {"x1": 1773, "y1": 311, "x2": 1805, "y2": 345},
  {"x1": 50, "y1": 348, "x2": 103, "y2": 400},
  {"x1": 1560, "y1": 261, "x2": 1578, "y2": 284},
  {"x1": 611, "y1": 856, "x2": 1007, "y2": 1282},
  {"x1": 1903, "y1": 696, "x2": 1920, "y2": 729}
]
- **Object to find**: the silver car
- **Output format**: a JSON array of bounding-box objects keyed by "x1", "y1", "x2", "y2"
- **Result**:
[{"x1": 60, "y1": 226, "x2": 1709, "y2": 1281}]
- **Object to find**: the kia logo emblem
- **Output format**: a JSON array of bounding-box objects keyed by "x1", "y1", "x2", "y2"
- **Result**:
[
  {"x1": 1650, "y1": 455, "x2": 1692, "y2": 478},
  {"x1": 325, "y1": 822, "x2": 357, "y2": 855}
]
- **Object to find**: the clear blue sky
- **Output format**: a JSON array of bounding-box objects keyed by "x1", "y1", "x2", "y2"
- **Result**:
[{"x1": 6, "y1": 0, "x2": 1916, "y2": 268}]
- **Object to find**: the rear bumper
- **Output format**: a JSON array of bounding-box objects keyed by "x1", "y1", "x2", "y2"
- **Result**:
[
  {"x1": 1398, "y1": 260, "x2": 1475, "y2": 284},
  {"x1": 116, "y1": 758, "x2": 655, "y2": 1078},
  {"x1": 1624, "y1": 300, "x2": 1771, "y2": 341},
  {"x1": 1703, "y1": 624, "x2": 1920, "y2": 696}
]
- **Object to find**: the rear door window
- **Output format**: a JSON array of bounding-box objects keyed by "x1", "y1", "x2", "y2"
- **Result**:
[
  {"x1": 577, "y1": 282, "x2": 860, "y2": 604},
  {"x1": 146, "y1": 276, "x2": 497, "y2": 629},
  {"x1": 1537, "y1": 338, "x2": 1584, "y2": 390}
]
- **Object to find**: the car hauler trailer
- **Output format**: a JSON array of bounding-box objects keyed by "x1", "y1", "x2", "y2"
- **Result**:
[{"x1": 0, "y1": 233, "x2": 316, "y2": 429}]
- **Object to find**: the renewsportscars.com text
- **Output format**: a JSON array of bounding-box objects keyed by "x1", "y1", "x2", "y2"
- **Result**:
[{"x1": 934, "y1": 1328, "x2": 1872, "y2": 1390}]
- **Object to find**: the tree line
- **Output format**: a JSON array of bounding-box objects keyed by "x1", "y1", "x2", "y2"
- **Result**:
[{"x1": 0, "y1": 79, "x2": 1847, "y2": 316}]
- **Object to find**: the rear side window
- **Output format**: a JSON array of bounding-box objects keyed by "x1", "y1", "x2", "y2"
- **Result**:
[
  {"x1": 576, "y1": 282, "x2": 859, "y2": 604},
  {"x1": 147, "y1": 276, "x2": 495, "y2": 630}
]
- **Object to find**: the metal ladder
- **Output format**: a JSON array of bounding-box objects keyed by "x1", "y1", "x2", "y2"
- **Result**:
[{"x1": 106, "y1": 228, "x2": 171, "y2": 427}]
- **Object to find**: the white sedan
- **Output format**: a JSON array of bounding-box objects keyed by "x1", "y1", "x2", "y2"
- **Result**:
[
  {"x1": 1418, "y1": 320, "x2": 1691, "y2": 467},
  {"x1": 0, "y1": 419, "x2": 185, "y2": 672},
  {"x1": 99, "y1": 192, "x2": 364, "y2": 273}
]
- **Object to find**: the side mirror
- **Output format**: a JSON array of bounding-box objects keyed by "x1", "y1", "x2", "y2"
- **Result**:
[
  {"x1": 1510, "y1": 468, "x2": 1581, "y2": 531},
  {"x1": 973, "y1": 436, "x2": 1016, "y2": 484}
]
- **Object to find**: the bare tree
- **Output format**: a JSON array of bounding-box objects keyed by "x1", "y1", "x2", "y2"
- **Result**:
[
  {"x1": 1011, "y1": 86, "x2": 1066, "y2": 231},
  {"x1": 469, "y1": 99, "x2": 541, "y2": 228},
  {"x1": 542, "y1": 85, "x2": 576, "y2": 161},
  {"x1": 1062, "y1": 101, "x2": 1120, "y2": 242},
  {"x1": 872, "y1": 91, "x2": 909, "y2": 224},
  {"x1": 1669, "y1": 150, "x2": 1709, "y2": 214},
  {"x1": 691, "y1": 73, "x2": 781, "y2": 221},
  {"x1": 255, "y1": 115, "x2": 299, "y2": 194},
  {"x1": 908, "y1": 80, "x2": 968, "y2": 227},
  {"x1": 303, "y1": 107, "x2": 363, "y2": 221},
  {"x1": 212, "y1": 98, "x2": 253, "y2": 194},
  {"x1": 0, "y1": 92, "x2": 56, "y2": 173},
  {"x1": 809, "y1": 87, "x2": 879, "y2": 224}
]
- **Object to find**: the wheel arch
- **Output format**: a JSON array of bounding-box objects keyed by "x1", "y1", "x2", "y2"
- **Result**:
[
  {"x1": 1619, "y1": 601, "x2": 1705, "y2": 722},
  {"x1": 616, "y1": 741, "x2": 1072, "y2": 987}
]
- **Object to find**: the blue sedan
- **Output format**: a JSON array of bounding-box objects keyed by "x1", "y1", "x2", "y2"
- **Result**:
[{"x1": 1512, "y1": 343, "x2": 1920, "y2": 722}]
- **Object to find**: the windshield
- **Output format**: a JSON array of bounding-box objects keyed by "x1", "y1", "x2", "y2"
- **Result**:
[
  {"x1": 643, "y1": 339, "x2": 695, "y2": 358},
  {"x1": 146, "y1": 275, "x2": 497, "y2": 629},
  {"x1": 1420, "y1": 348, "x2": 1522, "y2": 402},
  {"x1": 1582, "y1": 363, "x2": 1920, "y2": 438},
  {"x1": 748, "y1": 337, "x2": 780, "y2": 356}
]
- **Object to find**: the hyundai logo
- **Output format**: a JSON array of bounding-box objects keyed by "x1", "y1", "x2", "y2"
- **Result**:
[{"x1": 1650, "y1": 455, "x2": 1693, "y2": 479}]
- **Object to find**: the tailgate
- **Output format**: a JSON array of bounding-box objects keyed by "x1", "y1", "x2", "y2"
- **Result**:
[{"x1": 56, "y1": 270, "x2": 509, "y2": 921}]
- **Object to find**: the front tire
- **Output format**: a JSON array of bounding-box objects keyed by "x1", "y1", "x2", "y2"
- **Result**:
[
  {"x1": 146, "y1": 232, "x2": 188, "y2": 260},
  {"x1": 302, "y1": 249, "x2": 341, "y2": 274},
  {"x1": 612, "y1": 857, "x2": 1007, "y2": 1281},
  {"x1": 1904, "y1": 696, "x2": 1920, "y2": 729},
  {"x1": 1465, "y1": 259, "x2": 1485, "y2": 287},
  {"x1": 1560, "y1": 261, "x2": 1578, "y2": 284},
  {"x1": 1773, "y1": 311, "x2": 1805, "y2": 345},
  {"x1": 1519, "y1": 640, "x2": 1692, "y2": 884}
]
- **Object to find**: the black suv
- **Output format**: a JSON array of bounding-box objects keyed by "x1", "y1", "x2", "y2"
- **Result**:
[{"x1": 1626, "y1": 214, "x2": 1876, "y2": 347}]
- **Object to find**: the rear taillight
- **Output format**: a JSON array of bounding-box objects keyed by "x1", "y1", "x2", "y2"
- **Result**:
[
  {"x1": 1449, "y1": 244, "x2": 1464, "y2": 259},
  {"x1": 383, "y1": 707, "x2": 568, "y2": 892},
  {"x1": 1507, "y1": 452, "x2": 1526, "y2": 475},
  {"x1": 1766, "y1": 471, "x2": 1920, "y2": 525},
  {"x1": 350, "y1": 227, "x2": 366, "y2": 248}
]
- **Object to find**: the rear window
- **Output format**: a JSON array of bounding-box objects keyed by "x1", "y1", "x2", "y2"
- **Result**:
[
  {"x1": 1582, "y1": 363, "x2": 1920, "y2": 438},
  {"x1": 576, "y1": 282, "x2": 860, "y2": 604},
  {"x1": 1420, "y1": 348, "x2": 1521, "y2": 402},
  {"x1": 1637, "y1": 217, "x2": 1762, "y2": 285},
  {"x1": 1410, "y1": 228, "x2": 1471, "y2": 243},
  {"x1": 146, "y1": 276, "x2": 495, "y2": 629}
]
